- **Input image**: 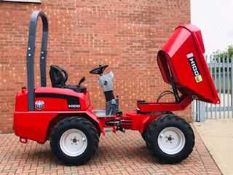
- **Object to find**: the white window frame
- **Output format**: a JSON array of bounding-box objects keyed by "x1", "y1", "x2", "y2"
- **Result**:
[{"x1": 1, "y1": 0, "x2": 41, "y2": 3}]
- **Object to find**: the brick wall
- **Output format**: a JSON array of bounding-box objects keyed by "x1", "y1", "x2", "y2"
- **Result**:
[{"x1": 0, "y1": 0, "x2": 190, "y2": 133}]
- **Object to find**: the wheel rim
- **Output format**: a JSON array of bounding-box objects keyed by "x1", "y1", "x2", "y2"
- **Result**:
[
  {"x1": 60, "y1": 129, "x2": 88, "y2": 157},
  {"x1": 157, "y1": 127, "x2": 185, "y2": 155}
]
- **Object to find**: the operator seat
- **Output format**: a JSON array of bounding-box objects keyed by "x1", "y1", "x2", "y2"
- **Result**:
[{"x1": 49, "y1": 65, "x2": 86, "y2": 93}]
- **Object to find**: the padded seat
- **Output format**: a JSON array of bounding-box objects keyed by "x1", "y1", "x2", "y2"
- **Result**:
[{"x1": 49, "y1": 65, "x2": 86, "y2": 93}]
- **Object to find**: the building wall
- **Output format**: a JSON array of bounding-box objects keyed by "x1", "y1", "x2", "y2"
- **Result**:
[{"x1": 0, "y1": 0, "x2": 190, "y2": 133}]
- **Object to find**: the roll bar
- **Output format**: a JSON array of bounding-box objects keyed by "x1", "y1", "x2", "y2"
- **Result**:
[{"x1": 26, "y1": 11, "x2": 48, "y2": 111}]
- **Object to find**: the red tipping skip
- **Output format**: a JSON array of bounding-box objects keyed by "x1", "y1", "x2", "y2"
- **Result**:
[{"x1": 157, "y1": 24, "x2": 220, "y2": 104}]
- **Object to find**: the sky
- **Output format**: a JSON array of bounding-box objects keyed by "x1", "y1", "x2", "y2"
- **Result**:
[{"x1": 191, "y1": 0, "x2": 233, "y2": 54}]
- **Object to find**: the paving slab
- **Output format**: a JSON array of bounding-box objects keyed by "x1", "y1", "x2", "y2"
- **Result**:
[
  {"x1": 0, "y1": 129, "x2": 221, "y2": 175},
  {"x1": 194, "y1": 120, "x2": 233, "y2": 175}
]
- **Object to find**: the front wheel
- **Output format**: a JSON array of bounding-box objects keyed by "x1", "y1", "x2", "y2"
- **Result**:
[
  {"x1": 145, "y1": 114, "x2": 195, "y2": 164},
  {"x1": 50, "y1": 117, "x2": 99, "y2": 165}
]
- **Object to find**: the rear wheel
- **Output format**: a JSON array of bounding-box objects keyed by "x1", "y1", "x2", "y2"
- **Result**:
[
  {"x1": 145, "y1": 114, "x2": 195, "y2": 164},
  {"x1": 141, "y1": 131, "x2": 152, "y2": 150},
  {"x1": 50, "y1": 117, "x2": 99, "y2": 165}
]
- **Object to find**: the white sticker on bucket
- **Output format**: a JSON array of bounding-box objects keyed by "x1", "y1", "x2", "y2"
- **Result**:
[{"x1": 187, "y1": 52, "x2": 203, "y2": 83}]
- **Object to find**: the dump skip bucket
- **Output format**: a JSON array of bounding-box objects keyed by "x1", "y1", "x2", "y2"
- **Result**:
[{"x1": 157, "y1": 24, "x2": 220, "y2": 104}]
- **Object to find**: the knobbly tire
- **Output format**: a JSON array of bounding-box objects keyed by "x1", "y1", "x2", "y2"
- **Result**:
[
  {"x1": 145, "y1": 114, "x2": 195, "y2": 164},
  {"x1": 50, "y1": 117, "x2": 99, "y2": 165},
  {"x1": 141, "y1": 130, "x2": 152, "y2": 150}
]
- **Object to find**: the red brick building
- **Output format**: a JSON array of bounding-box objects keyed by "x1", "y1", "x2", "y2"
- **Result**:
[{"x1": 0, "y1": 0, "x2": 190, "y2": 133}]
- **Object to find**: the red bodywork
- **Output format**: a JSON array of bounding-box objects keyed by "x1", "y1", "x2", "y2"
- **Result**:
[
  {"x1": 14, "y1": 87, "x2": 157, "y2": 143},
  {"x1": 14, "y1": 24, "x2": 220, "y2": 144},
  {"x1": 137, "y1": 25, "x2": 220, "y2": 112}
]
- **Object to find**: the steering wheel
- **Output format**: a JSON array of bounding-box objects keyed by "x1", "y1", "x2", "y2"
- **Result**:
[{"x1": 89, "y1": 65, "x2": 108, "y2": 75}]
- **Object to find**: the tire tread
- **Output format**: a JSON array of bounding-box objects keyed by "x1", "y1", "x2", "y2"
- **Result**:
[
  {"x1": 145, "y1": 114, "x2": 195, "y2": 164},
  {"x1": 50, "y1": 117, "x2": 99, "y2": 165}
]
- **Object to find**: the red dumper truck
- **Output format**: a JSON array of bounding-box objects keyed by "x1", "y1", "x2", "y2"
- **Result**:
[{"x1": 13, "y1": 11, "x2": 220, "y2": 165}]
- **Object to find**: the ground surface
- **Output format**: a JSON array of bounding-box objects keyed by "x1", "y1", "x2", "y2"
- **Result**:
[
  {"x1": 195, "y1": 120, "x2": 233, "y2": 175},
  {"x1": 0, "y1": 129, "x2": 221, "y2": 175}
]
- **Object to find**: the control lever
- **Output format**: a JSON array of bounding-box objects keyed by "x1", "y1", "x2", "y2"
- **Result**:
[{"x1": 78, "y1": 76, "x2": 85, "y2": 86}]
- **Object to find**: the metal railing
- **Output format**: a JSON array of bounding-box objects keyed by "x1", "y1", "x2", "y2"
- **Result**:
[{"x1": 192, "y1": 55, "x2": 233, "y2": 121}]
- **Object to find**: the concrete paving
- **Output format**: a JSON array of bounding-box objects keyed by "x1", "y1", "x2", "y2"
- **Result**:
[{"x1": 194, "y1": 120, "x2": 233, "y2": 175}]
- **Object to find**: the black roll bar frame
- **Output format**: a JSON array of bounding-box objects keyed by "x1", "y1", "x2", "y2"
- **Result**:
[{"x1": 26, "y1": 11, "x2": 48, "y2": 111}]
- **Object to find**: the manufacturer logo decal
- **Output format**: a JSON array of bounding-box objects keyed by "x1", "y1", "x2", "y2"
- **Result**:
[
  {"x1": 68, "y1": 104, "x2": 80, "y2": 109},
  {"x1": 186, "y1": 53, "x2": 203, "y2": 83},
  {"x1": 35, "y1": 100, "x2": 45, "y2": 110}
]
